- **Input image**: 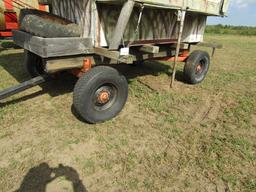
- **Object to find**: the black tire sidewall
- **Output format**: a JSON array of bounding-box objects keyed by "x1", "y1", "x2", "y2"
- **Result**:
[
  {"x1": 20, "y1": 14, "x2": 80, "y2": 38},
  {"x1": 184, "y1": 51, "x2": 210, "y2": 84},
  {"x1": 74, "y1": 67, "x2": 128, "y2": 123}
]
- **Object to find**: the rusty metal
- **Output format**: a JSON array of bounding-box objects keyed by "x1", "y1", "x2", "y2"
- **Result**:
[
  {"x1": 98, "y1": 91, "x2": 110, "y2": 104},
  {"x1": 158, "y1": 49, "x2": 189, "y2": 62},
  {"x1": 196, "y1": 64, "x2": 203, "y2": 74},
  {"x1": 71, "y1": 58, "x2": 92, "y2": 78}
]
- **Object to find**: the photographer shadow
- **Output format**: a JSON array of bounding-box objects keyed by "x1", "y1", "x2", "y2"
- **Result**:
[{"x1": 15, "y1": 163, "x2": 87, "y2": 192}]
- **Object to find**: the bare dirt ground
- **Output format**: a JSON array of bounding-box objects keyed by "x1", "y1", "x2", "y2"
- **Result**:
[{"x1": 0, "y1": 35, "x2": 255, "y2": 192}]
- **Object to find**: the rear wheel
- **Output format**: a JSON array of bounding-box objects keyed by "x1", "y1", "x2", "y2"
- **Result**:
[
  {"x1": 183, "y1": 50, "x2": 210, "y2": 84},
  {"x1": 25, "y1": 50, "x2": 45, "y2": 77},
  {"x1": 73, "y1": 66, "x2": 128, "y2": 124}
]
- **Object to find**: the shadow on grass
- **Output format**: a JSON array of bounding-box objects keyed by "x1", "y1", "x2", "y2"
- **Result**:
[
  {"x1": 70, "y1": 105, "x2": 91, "y2": 124},
  {"x1": 0, "y1": 52, "x2": 27, "y2": 83},
  {"x1": 0, "y1": 72, "x2": 78, "y2": 108},
  {"x1": 109, "y1": 61, "x2": 172, "y2": 79},
  {"x1": 0, "y1": 52, "x2": 78, "y2": 105},
  {"x1": 0, "y1": 52, "x2": 186, "y2": 107},
  {"x1": 15, "y1": 163, "x2": 87, "y2": 192}
]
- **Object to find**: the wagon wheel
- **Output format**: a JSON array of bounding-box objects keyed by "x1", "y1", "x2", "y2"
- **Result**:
[
  {"x1": 24, "y1": 50, "x2": 45, "y2": 77},
  {"x1": 183, "y1": 50, "x2": 210, "y2": 84},
  {"x1": 73, "y1": 66, "x2": 128, "y2": 124}
]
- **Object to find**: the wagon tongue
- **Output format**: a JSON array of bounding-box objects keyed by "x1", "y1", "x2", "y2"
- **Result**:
[{"x1": 0, "y1": 75, "x2": 47, "y2": 101}]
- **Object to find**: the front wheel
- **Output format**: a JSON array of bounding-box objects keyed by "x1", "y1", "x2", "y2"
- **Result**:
[
  {"x1": 73, "y1": 66, "x2": 128, "y2": 124},
  {"x1": 183, "y1": 50, "x2": 210, "y2": 84}
]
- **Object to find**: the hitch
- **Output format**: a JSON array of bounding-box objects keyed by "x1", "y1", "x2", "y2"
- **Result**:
[{"x1": 0, "y1": 75, "x2": 47, "y2": 101}]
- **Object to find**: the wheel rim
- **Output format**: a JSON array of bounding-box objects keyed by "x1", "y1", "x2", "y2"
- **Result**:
[
  {"x1": 195, "y1": 63, "x2": 203, "y2": 74},
  {"x1": 93, "y1": 84, "x2": 117, "y2": 111},
  {"x1": 195, "y1": 59, "x2": 206, "y2": 75},
  {"x1": 194, "y1": 56, "x2": 209, "y2": 82}
]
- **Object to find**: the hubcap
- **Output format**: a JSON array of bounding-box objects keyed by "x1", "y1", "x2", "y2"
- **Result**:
[
  {"x1": 93, "y1": 84, "x2": 117, "y2": 111},
  {"x1": 97, "y1": 91, "x2": 110, "y2": 104},
  {"x1": 196, "y1": 64, "x2": 203, "y2": 74}
]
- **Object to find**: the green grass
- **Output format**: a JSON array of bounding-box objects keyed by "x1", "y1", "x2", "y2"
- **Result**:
[{"x1": 0, "y1": 34, "x2": 255, "y2": 191}]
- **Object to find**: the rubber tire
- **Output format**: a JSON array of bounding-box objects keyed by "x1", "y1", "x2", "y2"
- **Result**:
[
  {"x1": 73, "y1": 66, "x2": 128, "y2": 124},
  {"x1": 19, "y1": 9, "x2": 72, "y2": 26},
  {"x1": 25, "y1": 50, "x2": 45, "y2": 77},
  {"x1": 183, "y1": 50, "x2": 210, "y2": 84},
  {"x1": 20, "y1": 9, "x2": 81, "y2": 38}
]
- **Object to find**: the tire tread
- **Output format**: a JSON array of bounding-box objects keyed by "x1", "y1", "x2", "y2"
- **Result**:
[
  {"x1": 73, "y1": 66, "x2": 127, "y2": 123},
  {"x1": 184, "y1": 50, "x2": 210, "y2": 84}
]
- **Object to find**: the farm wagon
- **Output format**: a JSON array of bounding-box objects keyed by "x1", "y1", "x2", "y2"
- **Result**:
[{"x1": 0, "y1": 0, "x2": 229, "y2": 123}]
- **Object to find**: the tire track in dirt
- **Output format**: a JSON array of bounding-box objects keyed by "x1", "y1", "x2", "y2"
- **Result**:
[{"x1": 191, "y1": 93, "x2": 223, "y2": 124}]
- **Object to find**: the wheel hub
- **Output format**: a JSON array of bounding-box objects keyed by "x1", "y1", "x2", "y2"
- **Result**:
[
  {"x1": 97, "y1": 91, "x2": 110, "y2": 104},
  {"x1": 196, "y1": 64, "x2": 203, "y2": 74},
  {"x1": 94, "y1": 85, "x2": 116, "y2": 109}
]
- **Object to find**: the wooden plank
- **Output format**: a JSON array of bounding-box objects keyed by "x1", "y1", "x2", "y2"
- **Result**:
[
  {"x1": 45, "y1": 55, "x2": 109, "y2": 72},
  {"x1": 94, "y1": 47, "x2": 120, "y2": 60},
  {"x1": 13, "y1": 30, "x2": 94, "y2": 58},
  {"x1": 131, "y1": 50, "x2": 175, "y2": 61},
  {"x1": 129, "y1": 41, "x2": 189, "y2": 49},
  {"x1": 95, "y1": 45, "x2": 177, "y2": 64},
  {"x1": 195, "y1": 42, "x2": 223, "y2": 49},
  {"x1": 109, "y1": 0, "x2": 135, "y2": 50},
  {"x1": 128, "y1": 39, "x2": 178, "y2": 46},
  {"x1": 13, "y1": 30, "x2": 46, "y2": 56},
  {"x1": 139, "y1": 45, "x2": 159, "y2": 54},
  {"x1": 130, "y1": 45, "x2": 176, "y2": 61},
  {"x1": 94, "y1": 47, "x2": 134, "y2": 63},
  {"x1": 43, "y1": 38, "x2": 93, "y2": 57},
  {"x1": 45, "y1": 56, "x2": 85, "y2": 73},
  {"x1": 171, "y1": 9, "x2": 186, "y2": 87},
  {"x1": 97, "y1": 5, "x2": 207, "y2": 46},
  {"x1": 96, "y1": 0, "x2": 228, "y2": 16}
]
